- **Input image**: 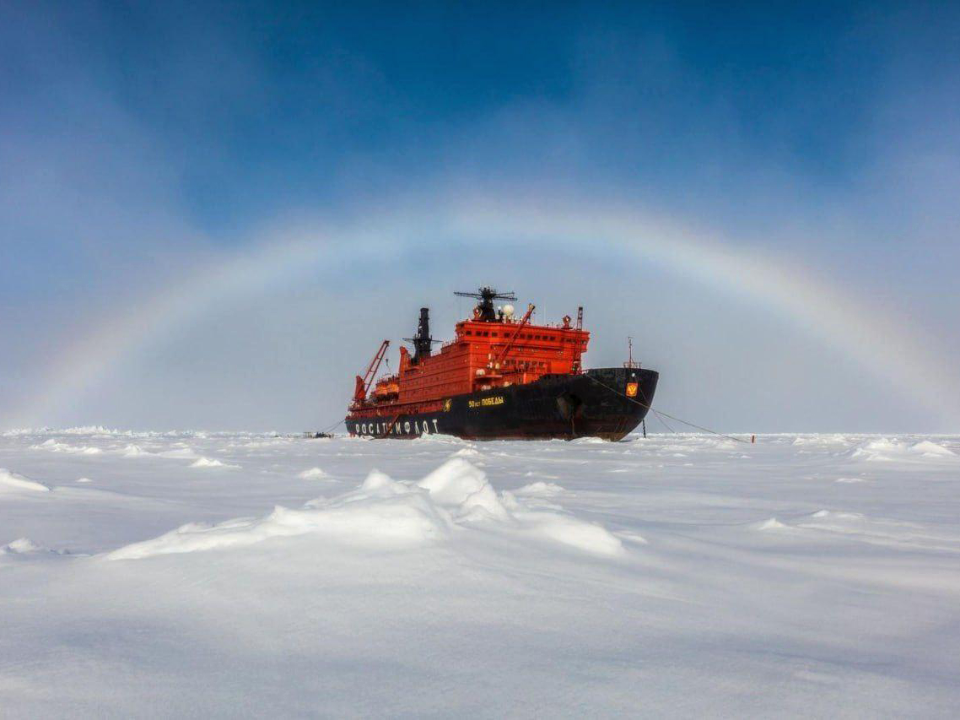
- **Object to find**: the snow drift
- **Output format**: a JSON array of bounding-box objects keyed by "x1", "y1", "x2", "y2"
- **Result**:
[
  {"x1": 2, "y1": 430, "x2": 958, "y2": 718},
  {"x1": 852, "y1": 438, "x2": 956, "y2": 462},
  {"x1": 107, "y1": 458, "x2": 622, "y2": 560},
  {"x1": 0, "y1": 468, "x2": 50, "y2": 493}
]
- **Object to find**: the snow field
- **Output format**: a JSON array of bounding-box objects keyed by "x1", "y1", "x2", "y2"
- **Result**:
[{"x1": 0, "y1": 430, "x2": 958, "y2": 717}]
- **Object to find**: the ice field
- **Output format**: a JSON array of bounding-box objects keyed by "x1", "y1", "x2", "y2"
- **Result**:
[{"x1": 1, "y1": 429, "x2": 958, "y2": 718}]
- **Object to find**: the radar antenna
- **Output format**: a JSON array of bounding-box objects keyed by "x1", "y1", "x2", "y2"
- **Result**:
[{"x1": 453, "y1": 286, "x2": 517, "y2": 322}]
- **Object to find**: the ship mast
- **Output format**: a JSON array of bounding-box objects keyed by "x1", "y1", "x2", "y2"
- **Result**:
[
  {"x1": 454, "y1": 287, "x2": 517, "y2": 321},
  {"x1": 571, "y1": 305, "x2": 584, "y2": 374}
]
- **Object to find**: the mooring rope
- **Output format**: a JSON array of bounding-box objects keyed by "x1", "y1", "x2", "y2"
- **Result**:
[
  {"x1": 583, "y1": 374, "x2": 751, "y2": 444},
  {"x1": 316, "y1": 417, "x2": 345, "y2": 435}
]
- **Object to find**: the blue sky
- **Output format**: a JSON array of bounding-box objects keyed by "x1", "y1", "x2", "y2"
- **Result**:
[{"x1": 2, "y1": 1, "x2": 958, "y2": 432}]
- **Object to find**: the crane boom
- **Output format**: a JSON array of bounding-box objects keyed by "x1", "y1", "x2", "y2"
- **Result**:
[
  {"x1": 353, "y1": 340, "x2": 389, "y2": 405},
  {"x1": 491, "y1": 304, "x2": 535, "y2": 369}
]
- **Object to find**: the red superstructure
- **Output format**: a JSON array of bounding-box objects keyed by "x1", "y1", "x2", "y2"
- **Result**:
[{"x1": 349, "y1": 288, "x2": 589, "y2": 422}]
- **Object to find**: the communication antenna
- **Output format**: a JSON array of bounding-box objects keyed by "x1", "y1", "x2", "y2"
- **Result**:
[
  {"x1": 624, "y1": 336, "x2": 640, "y2": 369},
  {"x1": 453, "y1": 287, "x2": 517, "y2": 321}
]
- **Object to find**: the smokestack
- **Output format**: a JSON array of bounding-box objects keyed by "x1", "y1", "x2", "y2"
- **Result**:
[{"x1": 414, "y1": 308, "x2": 432, "y2": 362}]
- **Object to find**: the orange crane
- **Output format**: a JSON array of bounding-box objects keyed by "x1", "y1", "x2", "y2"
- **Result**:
[
  {"x1": 353, "y1": 340, "x2": 390, "y2": 406},
  {"x1": 491, "y1": 304, "x2": 536, "y2": 370}
]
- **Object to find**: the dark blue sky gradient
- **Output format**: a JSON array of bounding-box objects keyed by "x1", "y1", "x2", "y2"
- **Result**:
[{"x1": 4, "y1": 3, "x2": 926, "y2": 225}]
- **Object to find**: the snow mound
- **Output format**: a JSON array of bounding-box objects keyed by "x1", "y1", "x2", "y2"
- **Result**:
[
  {"x1": 29, "y1": 439, "x2": 102, "y2": 455},
  {"x1": 77, "y1": 477, "x2": 93, "y2": 483},
  {"x1": 835, "y1": 476, "x2": 868, "y2": 484},
  {"x1": 515, "y1": 481, "x2": 567, "y2": 497},
  {"x1": 108, "y1": 473, "x2": 453, "y2": 560},
  {"x1": 1, "y1": 538, "x2": 43, "y2": 554},
  {"x1": 417, "y1": 458, "x2": 509, "y2": 520},
  {"x1": 1, "y1": 537, "x2": 66, "y2": 557},
  {"x1": 756, "y1": 518, "x2": 788, "y2": 531},
  {"x1": 190, "y1": 457, "x2": 238, "y2": 469},
  {"x1": 121, "y1": 444, "x2": 154, "y2": 458},
  {"x1": 298, "y1": 467, "x2": 329, "y2": 479},
  {"x1": 911, "y1": 440, "x2": 955, "y2": 457},
  {"x1": 528, "y1": 515, "x2": 623, "y2": 554},
  {"x1": 108, "y1": 459, "x2": 623, "y2": 560},
  {"x1": 852, "y1": 438, "x2": 956, "y2": 462},
  {"x1": 0, "y1": 469, "x2": 50, "y2": 493}
]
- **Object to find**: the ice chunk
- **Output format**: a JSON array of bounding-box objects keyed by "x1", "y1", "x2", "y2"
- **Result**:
[
  {"x1": 190, "y1": 457, "x2": 239, "y2": 469},
  {"x1": 756, "y1": 518, "x2": 788, "y2": 531},
  {"x1": 0, "y1": 537, "x2": 68, "y2": 559},
  {"x1": 515, "y1": 481, "x2": 567, "y2": 497},
  {"x1": 2, "y1": 538, "x2": 42, "y2": 554},
  {"x1": 417, "y1": 458, "x2": 509, "y2": 520},
  {"x1": 298, "y1": 467, "x2": 329, "y2": 479}
]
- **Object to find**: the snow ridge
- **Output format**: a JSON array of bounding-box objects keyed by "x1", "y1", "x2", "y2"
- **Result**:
[
  {"x1": 0, "y1": 468, "x2": 50, "y2": 493},
  {"x1": 107, "y1": 458, "x2": 623, "y2": 560}
]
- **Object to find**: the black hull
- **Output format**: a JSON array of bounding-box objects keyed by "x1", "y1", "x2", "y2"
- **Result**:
[{"x1": 346, "y1": 367, "x2": 659, "y2": 441}]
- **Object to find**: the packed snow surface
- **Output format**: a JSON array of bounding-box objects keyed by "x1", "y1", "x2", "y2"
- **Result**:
[{"x1": 1, "y1": 430, "x2": 958, "y2": 718}]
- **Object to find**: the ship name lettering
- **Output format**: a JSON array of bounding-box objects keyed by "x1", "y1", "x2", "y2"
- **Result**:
[{"x1": 469, "y1": 396, "x2": 505, "y2": 408}]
